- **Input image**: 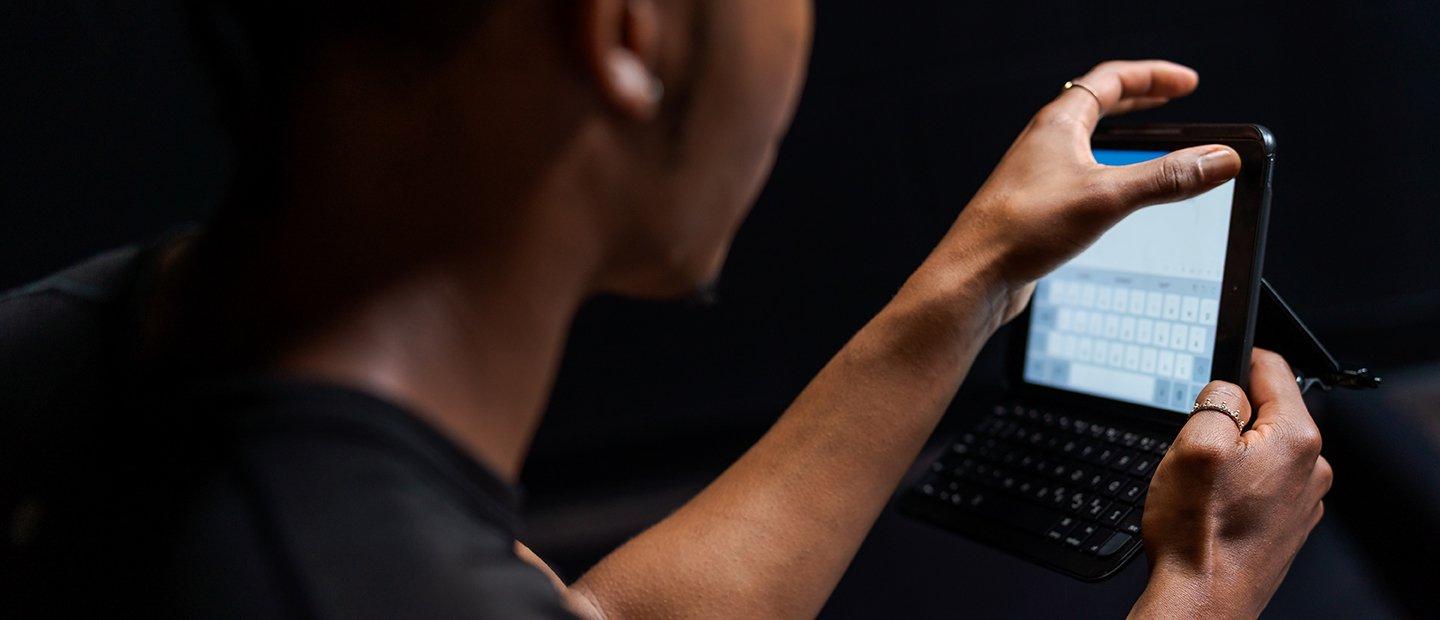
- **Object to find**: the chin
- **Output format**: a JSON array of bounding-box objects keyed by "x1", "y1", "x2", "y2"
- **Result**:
[{"x1": 614, "y1": 243, "x2": 729, "y2": 301}]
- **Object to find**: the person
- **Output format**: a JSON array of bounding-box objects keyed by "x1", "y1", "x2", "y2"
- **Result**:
[{"x1": 1, "y1": 0, "x2": 1331, "y2": 617}]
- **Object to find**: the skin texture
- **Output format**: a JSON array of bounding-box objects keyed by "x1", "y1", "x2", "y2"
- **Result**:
[
  {"x1": 1132, "y1": 350, "x2": 1333, "y2": 619},
  {"x1": 208, "y1": 1, "x2": 1331, "y2": 617}
]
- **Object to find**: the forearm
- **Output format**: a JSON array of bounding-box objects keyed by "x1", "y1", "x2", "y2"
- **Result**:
[{"x1": 572, "y1": 245, "x2": 1012, "y2": 618}]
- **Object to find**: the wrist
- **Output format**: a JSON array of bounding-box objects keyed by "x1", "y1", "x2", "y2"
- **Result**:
[
  {"x1": 896, "y1": 226, "x2": 1018, "y2": 335},
  {"x1": 886, "y1": 246, "x2": 1012, "y2": 348},
  {"x1": 1133, "y1": 562, "x2": 1250, "y2": 620}
]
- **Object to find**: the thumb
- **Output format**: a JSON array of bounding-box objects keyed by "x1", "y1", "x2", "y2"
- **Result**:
[{"x1": 1100, "y1": 145, "x2": 1241, "y2": 210}]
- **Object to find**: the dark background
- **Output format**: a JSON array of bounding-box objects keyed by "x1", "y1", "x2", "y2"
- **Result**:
[{"x1": 4, "y1": 0, "x2": 1438, "y2": 616}]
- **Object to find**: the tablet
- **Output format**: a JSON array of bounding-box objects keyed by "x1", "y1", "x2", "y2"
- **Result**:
[
  {"x1": 901, "y1": 126, "x2": 1276, "y2": 583},
  {"x1": 1011, "y1": 124, "x2": 1275, "y2": 424}
]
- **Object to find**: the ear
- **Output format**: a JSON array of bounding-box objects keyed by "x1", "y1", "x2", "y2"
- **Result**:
[{"x1": 575, "y1": 0, "x2": 664, "y2": 121}]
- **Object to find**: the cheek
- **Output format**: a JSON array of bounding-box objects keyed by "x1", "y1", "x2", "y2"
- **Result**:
[
  {"x1": 648, "y1": 1, "x2": 812, "y2": 280},
  {"x1": 694, "y1": 1, "x2": 812, "y2": 210}
]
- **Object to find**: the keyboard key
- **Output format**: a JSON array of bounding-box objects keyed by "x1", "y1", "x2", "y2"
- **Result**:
[
  {"x1": 1046, "y1": 281, "x2": 1063, "y2": 304},
  {"x1": 1188, "y1": 327, "x2": 1206, "y2": 353},
  {"x1": 1084, "y1": 527, "x2": 1117, "y2": 554},
  {"x1": 1193, "y1": 357, "x2": 1211, "y2": 383},
  {"x1": 1175, "y1": 354, "x2": 1194, "y2": 382},
  {"x1": 1120, "y1": 317, "x2": 1136, "y2": 341},
  {"x1": 1094, "y1": 447, "x2": 1117, "y2": 465},
  {"x1": 1170, "y1": 324, "x2": 1190, "y2": 351},
  {"x1": 1199, "y1": 298, "x2": 1219, "y2": 325},
  {"x1": 1065, "y1": 523, "x2": 1099, "y2": 548},
  {"x1": 1049, "y1": 462, "x2": 1069, "y2": 480},
  {"x1": 1163, "y1": 294, "x2": 1181, "y2": 320},
  {"x1": 1119, "y1": 481, "x2": 1146, "y2": 504},
  {"x1": 1140, "y1": 347, "x2": 1158, "y2": 373},
  {"x1": 1085, "y1": 497, "x2": 1110, "y2": 519},
  {"x1": 1045, "y1": 516, "x2": 1078, "y2": 541},
  {"x1": 1145, "y1": 292, "x2": 1163, "y2": 317},
  {"x1": 1153, "y1": 322, "x2": 1170, "y2": 348},
  {"x1": 1181, "y1": 296, "x2": 1200, "y2": 322},
  {"x1": 1119, "y1": 510, "x2": 1142, "y2": 536},
  {"x1": 1032, "y1": 484, "x2": 1051, "y2": 501},
  {"x1": 1102, "y1": 476, "x2": 1126, "y2": 496},
  {"x1": 1136, "y1": 319, "x2": 1154, "y2": 345},
  {"x1": 1110, "y1": 452, "x2": 1136, "y2": 471},
  {"x1": 1152, "y1": 379, "x2": 1172, "y2": 408},
  {"x1": 1087, "y1": 312, "x2": 1104, "y2": 336},
  {"x1": 1170, "y1": 382, "x2": 1192, "y2": 409},
  {"x1": 1100, "y1": 505, "x2": 1130, "y2": 527},
  {"x1": 1128, "y1": 455, "x2": 1156, "y2": 477},
  {"x1": 1055, "y1": 282, "x2": 1073, "y2": 305},
  {"x1": 1096, "y1": 531, "x2": 1132, "y2": 557},
  {"x1": 1158, "y1": 350, "x2": 1176, "y2": 376},
  {"x1": 1128, "y1": 290, "x2": 1146, "y2": 315}
]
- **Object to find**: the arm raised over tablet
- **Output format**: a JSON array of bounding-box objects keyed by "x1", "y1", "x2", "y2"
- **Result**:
[{"x1": 562, "y1": 61, "x2": 1307, "y2": 618}]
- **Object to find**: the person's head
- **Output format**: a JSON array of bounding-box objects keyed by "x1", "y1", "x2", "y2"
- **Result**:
[{"x1": 200, "y1": 0, "x2": 813, "y2": 300}]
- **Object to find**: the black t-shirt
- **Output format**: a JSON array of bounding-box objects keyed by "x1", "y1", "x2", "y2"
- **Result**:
[
  {"x1": 0, "y1": 245, "x2": 575, "y2": 618},
  {"x1": 162, "y1": 380, "x2": 576, "y2": 619}
]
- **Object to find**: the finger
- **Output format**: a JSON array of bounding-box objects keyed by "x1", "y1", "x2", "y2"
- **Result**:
[
  {"x1": 1246, "y1": 349, "x2": 1323, "y2": 454},
  {"x1": 1311, "y1": 455, "x2": 1334, "y2": 497},
  {"x1": 1097, "y1": 145, "x2": 1241, "y2": 210},
  {"x1": 1172, "y1": 381, "x2": 1251, "y2": 462},
  {"x1": 1051, "y1": 60, "x2": 1200, "y2": 131},
  {"x1": 1107, "y1": 96, "x2": 1170, "y2": 116},
  {"x1": 1192, "y1": 379, "x2": 1249, "y2": 425}
]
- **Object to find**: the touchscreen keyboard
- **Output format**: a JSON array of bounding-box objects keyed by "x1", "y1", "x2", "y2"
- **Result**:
[
  {"x1": 899, "y1": 404, "x2": 1171, "y2": 578},
  {"x1": 1026, "y1": 276, "x2": 1219, "y2": 412}
]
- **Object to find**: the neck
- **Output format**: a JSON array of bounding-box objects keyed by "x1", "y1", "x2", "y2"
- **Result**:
[{"x1": 256, "y1": 193, "x2": 601, "y2": 483}]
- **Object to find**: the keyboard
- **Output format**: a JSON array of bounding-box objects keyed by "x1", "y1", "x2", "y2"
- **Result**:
[
  {"x1": 899, "y1": 403, "x2": 1172, "y2": 580},
  {"x1": 1026, "y1": 275, "x2": 1218, "y2": 412}
]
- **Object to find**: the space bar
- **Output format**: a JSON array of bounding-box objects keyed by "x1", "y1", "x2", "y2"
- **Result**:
[
  {"x1": 969, "y1": 492, "x2": 1061, "y2": 535},
  {"x1": 1068, "y1": 363, "x2": 1157, "y2": 403}
]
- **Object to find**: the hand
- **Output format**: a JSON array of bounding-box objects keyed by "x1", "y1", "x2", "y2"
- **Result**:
[
  {"x1": 1134, "y1": 350, "x2": 1333, "y2": 618},
  {"x1": 916, "y1": 60, "x2": 1243, "y2": 324}
]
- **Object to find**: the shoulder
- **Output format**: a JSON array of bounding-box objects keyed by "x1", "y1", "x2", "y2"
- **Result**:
[{"x1": 168, "y1": 390, "x2": 576, "y2": 619}]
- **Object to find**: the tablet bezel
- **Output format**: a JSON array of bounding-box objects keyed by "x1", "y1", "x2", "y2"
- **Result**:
[{"x1": 1005, "y1": 124, "x2": 1275, "y2": 428}]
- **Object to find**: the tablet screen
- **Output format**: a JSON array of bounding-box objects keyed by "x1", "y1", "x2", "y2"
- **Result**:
[{"x1": 1022, "y1": 149, "x2": 1236, "y2": 413}]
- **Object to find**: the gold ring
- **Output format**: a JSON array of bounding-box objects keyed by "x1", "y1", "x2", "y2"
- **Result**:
[
  {"x1": 1191, "y1": 397, "x2": 1245, "y2": 433},
  {"x1": 1063, "y1": 80, "x2": 1103, "y2": 111}
]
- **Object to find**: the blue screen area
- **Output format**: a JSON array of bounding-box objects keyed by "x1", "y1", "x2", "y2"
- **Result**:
[{"x1": 1022, "y1": 149, "x2": 1237, "y2": 413}]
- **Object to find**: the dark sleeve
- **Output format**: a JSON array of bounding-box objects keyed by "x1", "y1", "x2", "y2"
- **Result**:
[{"x1": 169, "y1": 438, "x2": 577, "y2": 620}]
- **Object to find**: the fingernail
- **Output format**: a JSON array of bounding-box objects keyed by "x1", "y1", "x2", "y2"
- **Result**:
[{"x1": 1197, "y1": 147, "x2": 1241, "y2": 184}]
